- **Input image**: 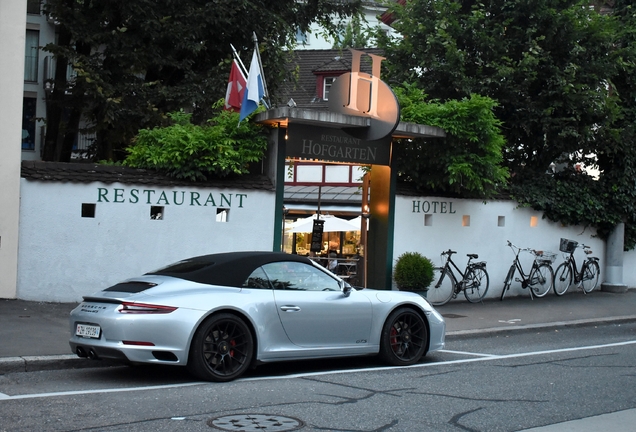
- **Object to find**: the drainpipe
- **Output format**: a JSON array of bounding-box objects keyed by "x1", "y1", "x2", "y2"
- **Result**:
[{"x1": 601, "y1": 222, "x2": 628, "y2": 293}]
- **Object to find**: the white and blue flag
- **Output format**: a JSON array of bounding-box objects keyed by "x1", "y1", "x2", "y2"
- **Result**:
[{"x1": 239, "y1": 48, "x2": 265, "y2": 124}]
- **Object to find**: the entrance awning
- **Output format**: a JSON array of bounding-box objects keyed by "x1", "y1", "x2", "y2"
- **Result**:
[{"x1": 255, "y1": 107, "x2": 446, "y2": 139}]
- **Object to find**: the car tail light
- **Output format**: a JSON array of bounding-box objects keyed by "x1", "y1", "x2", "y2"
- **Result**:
[
  {"x1": 122, "y1": 340, "x2": 155, "y2": 346},
  {"x1": 117, "y1": 302, "x2": 177, "y2": 314}
]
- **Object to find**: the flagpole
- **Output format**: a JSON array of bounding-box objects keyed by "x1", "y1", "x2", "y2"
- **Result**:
[
  {"x1": 252, "y1": 32, "x2": 270, "y2": 108},
  {"x1": 230, "y1": 44, "x2": 248, "y2": 78}
]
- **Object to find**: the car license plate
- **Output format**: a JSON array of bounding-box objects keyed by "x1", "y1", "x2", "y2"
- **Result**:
[{"x1": 76, "y1": 324, "x2": 101, "y2": 339}]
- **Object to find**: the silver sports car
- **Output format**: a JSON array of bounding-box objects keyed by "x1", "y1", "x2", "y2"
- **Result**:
[{"x1": 69, "y1": 251, "x2": 445, "y2": 381}]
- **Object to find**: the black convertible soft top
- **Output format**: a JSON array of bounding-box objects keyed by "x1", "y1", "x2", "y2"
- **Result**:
[{"x1": 145, "y1": 251, "x2": 313, "y2": 287}]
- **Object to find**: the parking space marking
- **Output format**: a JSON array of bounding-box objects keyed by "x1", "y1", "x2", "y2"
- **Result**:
[{"x1": 2, "y1": 339, "x2": 635, "y2": 401}]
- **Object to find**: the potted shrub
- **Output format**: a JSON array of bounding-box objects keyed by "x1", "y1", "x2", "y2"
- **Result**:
[{"x1": 393, "y1": 252, "x2": 435, "y2": 295}]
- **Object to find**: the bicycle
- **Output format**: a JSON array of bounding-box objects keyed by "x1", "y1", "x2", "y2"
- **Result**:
[
  {"x1": 553, "y1": 238, "x2": 600, "y2": 295},
  {"x1": 500, "y1": 240, "x2": 555, "y2": 300},
  {"x1": 428, "y1": 250, "x2": 489, "y2": 306}
]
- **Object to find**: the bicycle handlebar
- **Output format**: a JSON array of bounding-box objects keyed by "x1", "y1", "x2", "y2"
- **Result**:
[
  {"x1": 507, "y1": 240, "x2": 544, "y2": 255},
  {"x1": 441, "y1": 249, "x2": 456, "y2": 256}
]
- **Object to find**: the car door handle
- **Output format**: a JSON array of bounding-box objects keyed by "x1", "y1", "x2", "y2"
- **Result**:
[{"x1": 280, "y1": 306, "x2": 301, "y2": 312}]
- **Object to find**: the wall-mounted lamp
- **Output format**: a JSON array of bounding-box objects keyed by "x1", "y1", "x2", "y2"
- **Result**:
[{"x1": 361, "y1": 204, "x2": 370, "y2": 219}]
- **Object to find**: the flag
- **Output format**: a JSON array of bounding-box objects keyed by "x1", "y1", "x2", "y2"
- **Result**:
[
  {"x1": 239, "y1": 48, "x2": 265, "y2": 123},
  {"x1": 224, "y1": 59, "x2": 246, "y2": 112}
]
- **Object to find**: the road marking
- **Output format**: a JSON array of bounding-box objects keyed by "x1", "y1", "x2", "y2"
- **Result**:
[
  {"x1": 498, "y1": 319, "x2": 522, "y2": 324},
  {"x1": 2, "y1": 339, "x2": 636, "y2": 400},
  {"x1": 0, "y1": 382, "x2": 203, "y2": 400},
  {"x1": 439, "y1": 349, "x2": 495, "y2": 357}
]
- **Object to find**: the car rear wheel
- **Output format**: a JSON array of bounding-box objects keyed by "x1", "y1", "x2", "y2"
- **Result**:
[
  {"x1": 187, "y1": 313, "x2": 254, "y2": 382},
  {"x1": 379, "y1": 308, "x2": 428, "y2": 366}
]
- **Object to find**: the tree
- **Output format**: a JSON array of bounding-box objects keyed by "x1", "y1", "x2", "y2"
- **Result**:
[
  {"x1": 378, "y1": 0, "x2": 636, "y2": 248},
  {"x1": 41, "y1": 0, "x2": 362, "y2": 162},
  {"x1": 378, "y1": 0, "x2": 616, "y2": 177}
]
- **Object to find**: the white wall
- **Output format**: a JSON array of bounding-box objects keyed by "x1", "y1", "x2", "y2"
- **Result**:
[
  {"x1": 393, "y1": 196, "x2": 606, "y2": 298},
  {"x1": 0, "y1": 0, "x2": 27, "y2": 299},
  {"x1": 17, "y1": 180, "x2": 276, "y2": 302}
]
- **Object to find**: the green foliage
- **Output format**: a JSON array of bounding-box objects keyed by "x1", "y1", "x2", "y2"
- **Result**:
[
  {"x1": 124, "y1": 101, "x2": 268, "y2": 181},
  {"x1": 379, "y1": 0, "x2": 636, "y2": 248},
  {"x1": 379, "y1": 0, "x2": 616, "y2": 176},
  {"x1": 393, "y1": 84, "x2": 509, "y2": 197},
  {"x1": 393, "y1": 252, "x2": 435, "y2": 292}
]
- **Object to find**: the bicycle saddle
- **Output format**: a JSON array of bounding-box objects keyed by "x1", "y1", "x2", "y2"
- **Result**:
[{"x1": 467, "y1": 254, "x2": 478, "y2": 259}]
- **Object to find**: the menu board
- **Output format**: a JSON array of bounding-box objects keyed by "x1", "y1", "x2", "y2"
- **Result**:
[{"x1": 310, "y1": 219, "x2": 325, "y2": 253}]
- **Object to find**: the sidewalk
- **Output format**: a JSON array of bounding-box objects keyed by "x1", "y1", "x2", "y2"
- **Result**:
[{"x1": 1, "y1": 289, "x2": 636, "y2": 373}]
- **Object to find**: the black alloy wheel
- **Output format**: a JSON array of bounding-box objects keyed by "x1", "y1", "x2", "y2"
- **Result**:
[
  {"x1": 187, "y1": 313, "x2": 254, "y2": 382},
  {"x1": 379, "y1": 308, "x2": 428, "y2": 366}
]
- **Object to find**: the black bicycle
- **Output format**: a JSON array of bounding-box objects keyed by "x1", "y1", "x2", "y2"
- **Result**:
[
  {"x1": 553, "y1": 238, "x2": 600, "y2": 295},
  {"x1": 501, "y1": 240, "x2": 555, "y2": 300},
  {"x1": 428, "y1": 250, "x2": 489, "y2": 306}
]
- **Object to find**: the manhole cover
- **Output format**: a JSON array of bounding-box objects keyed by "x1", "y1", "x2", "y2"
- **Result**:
[
  {"x1": 208, "y1": 414, "x2": 305, "y2": 431},
  {"x1": 442, "y1": 313, "x2": 466, "y2": 319}
]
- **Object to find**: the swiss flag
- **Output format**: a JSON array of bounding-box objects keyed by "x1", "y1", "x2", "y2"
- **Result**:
[{"x1": 225, "y1": 59, "x2": 247, "y2": 112}]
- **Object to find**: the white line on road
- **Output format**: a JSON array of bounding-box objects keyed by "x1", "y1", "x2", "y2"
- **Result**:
[
  {"x1": 2, "y1": 339, "x2": 636, "y2": 400},
  {"x1": 438, "y1": 349, "x2": 496, "y2": 357}
]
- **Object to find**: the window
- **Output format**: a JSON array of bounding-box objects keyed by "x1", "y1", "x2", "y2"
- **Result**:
[
  {"x1": 150, "y1": 206, "x2": 164, "y2": 220},
  {"x1": 253, "y1": 261, "x2": 340, "y2": 291},
  {"x1": 216, "y1": 208, "x2": 229, "y2": 222},
  {"x1": 243, "y1": 267, "x2": 271, "y2": 289},
  {"x1": 24, "y1": 30, "x2": 39, "y2": 82},
  {"x1": 323, "y1": 77, "x2": 336, "y2": 101},
  {"x1": 27, "y1": 0, "x2": 41, "y2": 14},
  {"x1": 295, "y1": 29, "x2": 309, "y2": 44},
  {"x1": 22, "y1": 97, "x2": 36, "y2": 150},
  {"x1": 81, "y1": 203, "x2": 96, "y2": 218}
]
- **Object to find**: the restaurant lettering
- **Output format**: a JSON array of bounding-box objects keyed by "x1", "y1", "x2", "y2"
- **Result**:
[
  {"x1": 97, "y1": 188, "x2": 247, "y2": 208},
  {"x1": 412, "y1": 200, "x2": 456, "y2": 214}
]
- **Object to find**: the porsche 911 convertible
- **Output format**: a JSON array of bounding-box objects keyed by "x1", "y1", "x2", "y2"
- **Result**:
[{"x1": 69, "y1": 251, "x2": 445, "y2": 381}]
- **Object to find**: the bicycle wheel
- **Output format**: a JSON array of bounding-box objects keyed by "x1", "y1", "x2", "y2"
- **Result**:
[
  {"x1": 580, "y1": 260, "x2": 600, "y2": 293},
  {"x1": 529, "y1": 262, "x2": 553, "y2": 298},
  {"x1": 428, "y1": 267, "x2": 455, "y2": 306},
  {"x1": 464, "y1": 267, "x2": 489, "y2": 303},
  {"x1": 553, "y1": 262, "x2": 572, "y2": 296},
  {"x1": 501, "y1": 264, "x2": 515, "y2": 301}
]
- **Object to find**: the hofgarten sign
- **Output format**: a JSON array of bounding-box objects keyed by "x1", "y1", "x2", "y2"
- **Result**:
[{"x1": 286, "y1": 124, "x2": 391, "y2": 165}]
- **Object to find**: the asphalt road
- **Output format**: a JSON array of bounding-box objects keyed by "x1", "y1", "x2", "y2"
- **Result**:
[{"x1": 1, "y1": 321, "x2": 635, "y2": 432}]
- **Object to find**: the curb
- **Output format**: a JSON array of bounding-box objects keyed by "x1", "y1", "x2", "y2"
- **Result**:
[
  {"x1": 3, "y1": 316, "x2": 636, "y2": 375},
  {"x1": 446, "y1": 315, "x2": 636, "y2": 338},
  {"x1": 0, "y1": 355, "x2": 118, "y2": 375}
]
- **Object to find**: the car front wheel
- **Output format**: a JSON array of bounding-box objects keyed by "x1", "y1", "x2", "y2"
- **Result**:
[
  {"x1": 187, "y1": 313, "x2": 254, "y2": 382},
  {"x1": 379, "y1": 308, "x2": 428, "y2": 366}
]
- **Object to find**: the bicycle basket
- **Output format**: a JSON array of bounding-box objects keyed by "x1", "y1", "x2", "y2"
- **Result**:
[
  {"x1": 559, "y1": 238, "x2": 577, "y2": 253},
  {"x1": 537, "y1": 251, "x2": 557, "y2": 264}
]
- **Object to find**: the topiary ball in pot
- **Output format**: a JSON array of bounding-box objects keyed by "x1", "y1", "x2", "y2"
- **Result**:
[{"x1": 393, "y1": 252, "x2": 435, "y2": 292}]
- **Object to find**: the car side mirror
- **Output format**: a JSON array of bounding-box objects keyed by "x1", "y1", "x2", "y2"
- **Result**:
[{"x1": 342, "y1": 283, "x2": 352, "y2": 297}]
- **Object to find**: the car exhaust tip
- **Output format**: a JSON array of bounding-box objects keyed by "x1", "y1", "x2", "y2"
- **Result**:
[
  {"x1": 76, "y1": 346, "x2": 87, "y2": 358},
  {"x1": 88, "y1": 348, "x2": 99, "y2": 360}
]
